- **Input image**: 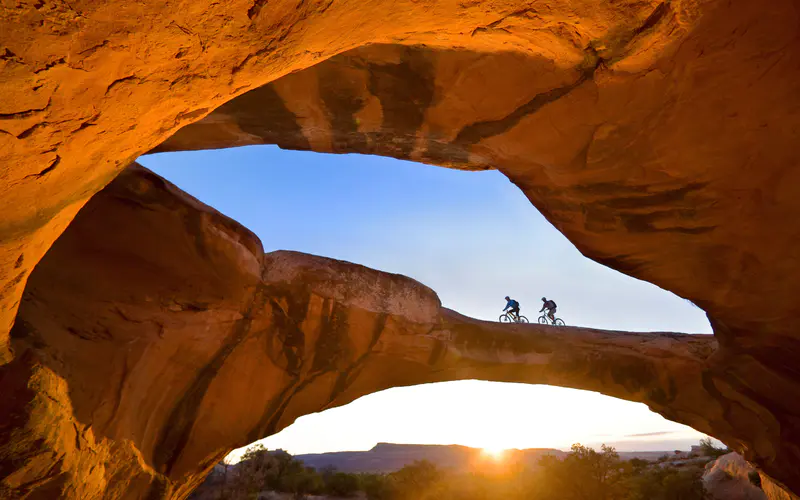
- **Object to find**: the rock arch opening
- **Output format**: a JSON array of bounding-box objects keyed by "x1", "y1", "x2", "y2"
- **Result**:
[
  {"x1": 137, "y1": 145, "x2": 712, "y2": 334},
  {"x1": 133, "y1": 144, "x2": 714, "y2": 469},
  {"x1": 0, "y1": 162, "x2": 719, "y2": 500},
  {"x1": 228, "y1": 381, "x2": 718, "y2": 463}
]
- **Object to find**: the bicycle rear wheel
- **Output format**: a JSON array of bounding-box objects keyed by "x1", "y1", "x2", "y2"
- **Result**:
[
  {"x1": 554, "y1": 318, "x2": 565, "y2": 326},
  {"x1": 500, "y1": 314, "x2": 512, "y2": 323},
  {"x1": 538, "y1": 315, "x2": 548, "y2": 325},
  {"x1": 518, "y1": 316, "x2": 529, "y2": 323}
]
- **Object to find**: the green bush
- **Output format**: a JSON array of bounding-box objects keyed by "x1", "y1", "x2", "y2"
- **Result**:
[
  {"x1": 533, "y1": 444, "x2": 628, "y2": 500},
  {"x1": 749, "y1": 470, "x2": 762, "y2": 489},
  {"x1": 623, "y1": 465, "x2": 707, "y2": 500},
  {"x1": 325, "y1": 471, "x2": 361, "y2": 497},
  {"x1": 190, "y1": 442, "x2": 715, "y2": 500},
  {"x1": 360, "y1": 473, "x2": 393, "y2": 500},
  {"x1": 387, "y1": 460, "x2": 444, "y2": 499}
]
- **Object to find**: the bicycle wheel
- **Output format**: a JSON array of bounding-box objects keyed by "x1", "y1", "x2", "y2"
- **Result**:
[
  {"x1": 500, "y1": 314, "x2": 512, "y2": 323},
  {"x1": 538, "y1": 315, "x2": 548, "y2": 325},
  {"x1": 518, "y1": 316, "x2": 529, "y2": 323},
  {"x1": 554, "y1": 318, "x2": 565, "y2": 326}
]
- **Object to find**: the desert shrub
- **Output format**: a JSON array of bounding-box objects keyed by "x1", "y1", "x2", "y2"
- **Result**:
[
  {"x1": 210, "y1": 446, "x2": 325, "y2": 499},
  {"x1": 233, "y1": 444, "x2": 281, "y2": 498},
  {"x1": 324, "y1": 471, "x2": 361, "y2": 497},
  {"x1": 661, "y1": 468, "x2": 708, "y2": 500},
  {"x1": 360, "y1": 473, "x2": 393, "y2": 500},
  {"x1": 625, "y1": 465, "x2": 707, "y2": 500},
  {"x1": 534, "y1": 444, "x2": 628, "y2": 500},
  {"x1": 190, "y1": 442, "x2": 715, "y2": 500},
  {"x1": 388, "y1": 460, "x2": 446, "y2": 500},
  {"x1": 699, "y1": 438, "x2": 729, "y2": 458},
  {"x1": 285, "y1": 467, "x2": 325, "y2": 498}
]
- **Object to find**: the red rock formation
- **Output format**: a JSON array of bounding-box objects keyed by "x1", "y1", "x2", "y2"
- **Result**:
[
  {"x1": 2, "y1": 0, "x2": 800, "y2": 497},
  {"x1": 704, "y1": 452, "x2": 767, "y2": 500},
  {"x1": 155, "y1": 30, "x2": 800, "y2": 351},
  {"x1": 0, "y1": 0, "x2": 699, "y2": 361},
  {"x1": 762, "y1": 476, "x2": 800, "y2": 500},
  {"x1": 704, "y1": 452, "x2": 800, "y2": 500},
  {"x1": 2, "y1": 165, "x2": 717, "y2": 498}
]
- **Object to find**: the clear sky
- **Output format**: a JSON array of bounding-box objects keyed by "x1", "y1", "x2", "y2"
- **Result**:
[{"x1": 138, "y1": 146, "x2": 716, "y2": 461}]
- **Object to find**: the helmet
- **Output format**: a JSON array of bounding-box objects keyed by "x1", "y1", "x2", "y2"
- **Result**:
[
  {"x1": 541, "y1": 297, "x2": 547, "y2": 301},
  {"x1": 505, "y1": 296, "x2": 510, "y2": 300}
]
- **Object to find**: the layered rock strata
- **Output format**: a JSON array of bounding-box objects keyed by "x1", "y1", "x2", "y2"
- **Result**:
[
  {"x1": 2, "y1": 0, "x2": 800, "y2": 497},
  {"x1": 2, "y1": 166, "x2": 717, "y2": 498}
]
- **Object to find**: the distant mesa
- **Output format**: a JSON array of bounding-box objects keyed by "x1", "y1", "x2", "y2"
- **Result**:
[{"x1": 293, "y1": 443, "x2": 681, "y2": 474}]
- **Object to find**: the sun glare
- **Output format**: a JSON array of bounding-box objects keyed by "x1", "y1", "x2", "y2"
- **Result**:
[{"x1": 481, "y1": 445, "x2": 507, "y2": 461}]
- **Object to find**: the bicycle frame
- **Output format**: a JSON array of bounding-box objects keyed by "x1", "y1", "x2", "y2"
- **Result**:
[
  {"x1": 539, "y1": 313, "x2": 561, "y2": 325},
  {"x1": 501, "y1": 311, "x2": 526, "y2": 323}
]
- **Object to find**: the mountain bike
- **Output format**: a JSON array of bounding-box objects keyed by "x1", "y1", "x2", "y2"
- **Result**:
[
  {"x1": 499, "y1": 312, "x2": 529, "y2": 323},
  {"x1": 538, "y1": 313, "x2": 565, "y2": 326}
]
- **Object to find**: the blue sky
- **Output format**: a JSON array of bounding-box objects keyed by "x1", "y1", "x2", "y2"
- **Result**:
[{"x1": 138, "y1": 145, "x2": 715, "y2": 458}]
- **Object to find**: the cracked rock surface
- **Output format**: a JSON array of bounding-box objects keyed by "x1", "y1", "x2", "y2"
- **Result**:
[
  {"x1": 2, "y1": 0, "x2": 800, "y2": 498},
  {"x1": 2, "y1": 166, "x2": 718, "y2": 498},
  {"x1": 0, "y1": 165, "x2": 792, "y2": 500}
]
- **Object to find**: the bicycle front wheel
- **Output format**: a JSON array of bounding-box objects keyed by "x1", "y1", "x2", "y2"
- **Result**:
[
  {"x1": 554, "y1": 318, "x2": 565, "y2": 326},
  {"x1": 538, "y1": 315, "x2": 548, "y2": 325},
  {"x1": 518, "y1": 316, "x2": 529, "y2": 323},
  {"x1": 500, "y1": 314, "x2": 512, "y2": 323}
]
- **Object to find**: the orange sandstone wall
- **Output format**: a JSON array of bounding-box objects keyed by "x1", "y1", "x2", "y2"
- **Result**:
[{"x1": 2, "y1": 0, "x2": 800, "y2": 497}]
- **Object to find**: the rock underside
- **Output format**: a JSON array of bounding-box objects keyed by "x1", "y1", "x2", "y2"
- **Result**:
[{"x1": 1, "y1": 0, "x2": 800, "y2": 498}]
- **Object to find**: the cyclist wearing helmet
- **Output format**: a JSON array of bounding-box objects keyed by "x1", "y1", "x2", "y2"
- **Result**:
[
  {"x1": 540, "y1": 297, "x2": 557, "y2": 322},
  {"x1": 503, "y1": 296, "x2": 521, "y2": 319}
]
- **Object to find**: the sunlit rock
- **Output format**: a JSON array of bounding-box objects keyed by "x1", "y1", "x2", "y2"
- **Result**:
[
  {"x1": 703, "y1": 452, "x2": 766, "y2": 500},
  {"x1": 2, "y1": 0, "x2": 800, "y2": 497},
  {"x1": 0, "y1": 165, "x2": 789, "y2": 499}
]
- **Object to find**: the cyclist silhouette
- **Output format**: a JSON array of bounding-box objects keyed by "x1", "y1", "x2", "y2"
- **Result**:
[
  {"x1": 540, "y1": 297, "x2": 557, "y2": 322},
  {"x1": 503, "y1": 296, "x2": 521, "y2": 319}
]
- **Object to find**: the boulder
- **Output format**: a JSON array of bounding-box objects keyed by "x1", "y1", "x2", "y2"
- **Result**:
[{"x1": 703, "y1": 452, "x2": 766, "y2": 500}]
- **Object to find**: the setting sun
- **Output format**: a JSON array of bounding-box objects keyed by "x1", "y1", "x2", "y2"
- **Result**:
[{"x1": 481, "y1": 445, "x2": 508, "y2": 461}]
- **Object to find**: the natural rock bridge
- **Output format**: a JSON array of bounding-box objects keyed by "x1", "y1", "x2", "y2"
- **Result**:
[
  {"x1": 2, "y1": 166, "x2": 718, "y2": 498},
  {"x1": 1, "y1": 0, "x2": 800, "y2": 498}
]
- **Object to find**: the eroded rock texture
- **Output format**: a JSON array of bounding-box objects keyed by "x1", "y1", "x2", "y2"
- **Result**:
[
  {"x1": 2, "y1": 165, "x2": 720, "y2": 498},
  {"x1": 704, "y1": 452, "x2": 767, "y2": 500},
  {"x1": 2, "y1": 0, "x2": 800, "y2": 498},
  {"x1": 156, "y1": 26, "x2": 800, "y2": 349},
  {"x1": 0, "y1": 0, "x2": 706, "y2": 360}
]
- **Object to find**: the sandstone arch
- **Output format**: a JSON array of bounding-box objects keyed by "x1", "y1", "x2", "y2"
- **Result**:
[
  {"x1": 2, "y1": 0, "x2": 800, "y2": 498},
  {"x1": 3, "y1": 165, "x2": 718, "y2": 498}
]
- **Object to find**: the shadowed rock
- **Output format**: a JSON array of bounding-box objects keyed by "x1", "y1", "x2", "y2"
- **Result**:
[
  {"x1": 2, "y1": 0, "x2": 800, "y2": 498},
  {"x1": 152, "y1": 35, "x2": 800, "y2": 355},
  {"x1": 2, "y1": 165, "x2": 718, "y2": 498}
]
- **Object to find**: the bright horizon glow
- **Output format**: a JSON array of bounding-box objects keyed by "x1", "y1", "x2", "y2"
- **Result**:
[
  {"x1": 481, "y1": 445, "x2": 509, "y2": 461},
  {"x1": 222, "y1": 382, "x2": 715, "y2": 463},
  {"x1": 138, "y1": 145, "x2": 716, "y2": 464}
]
